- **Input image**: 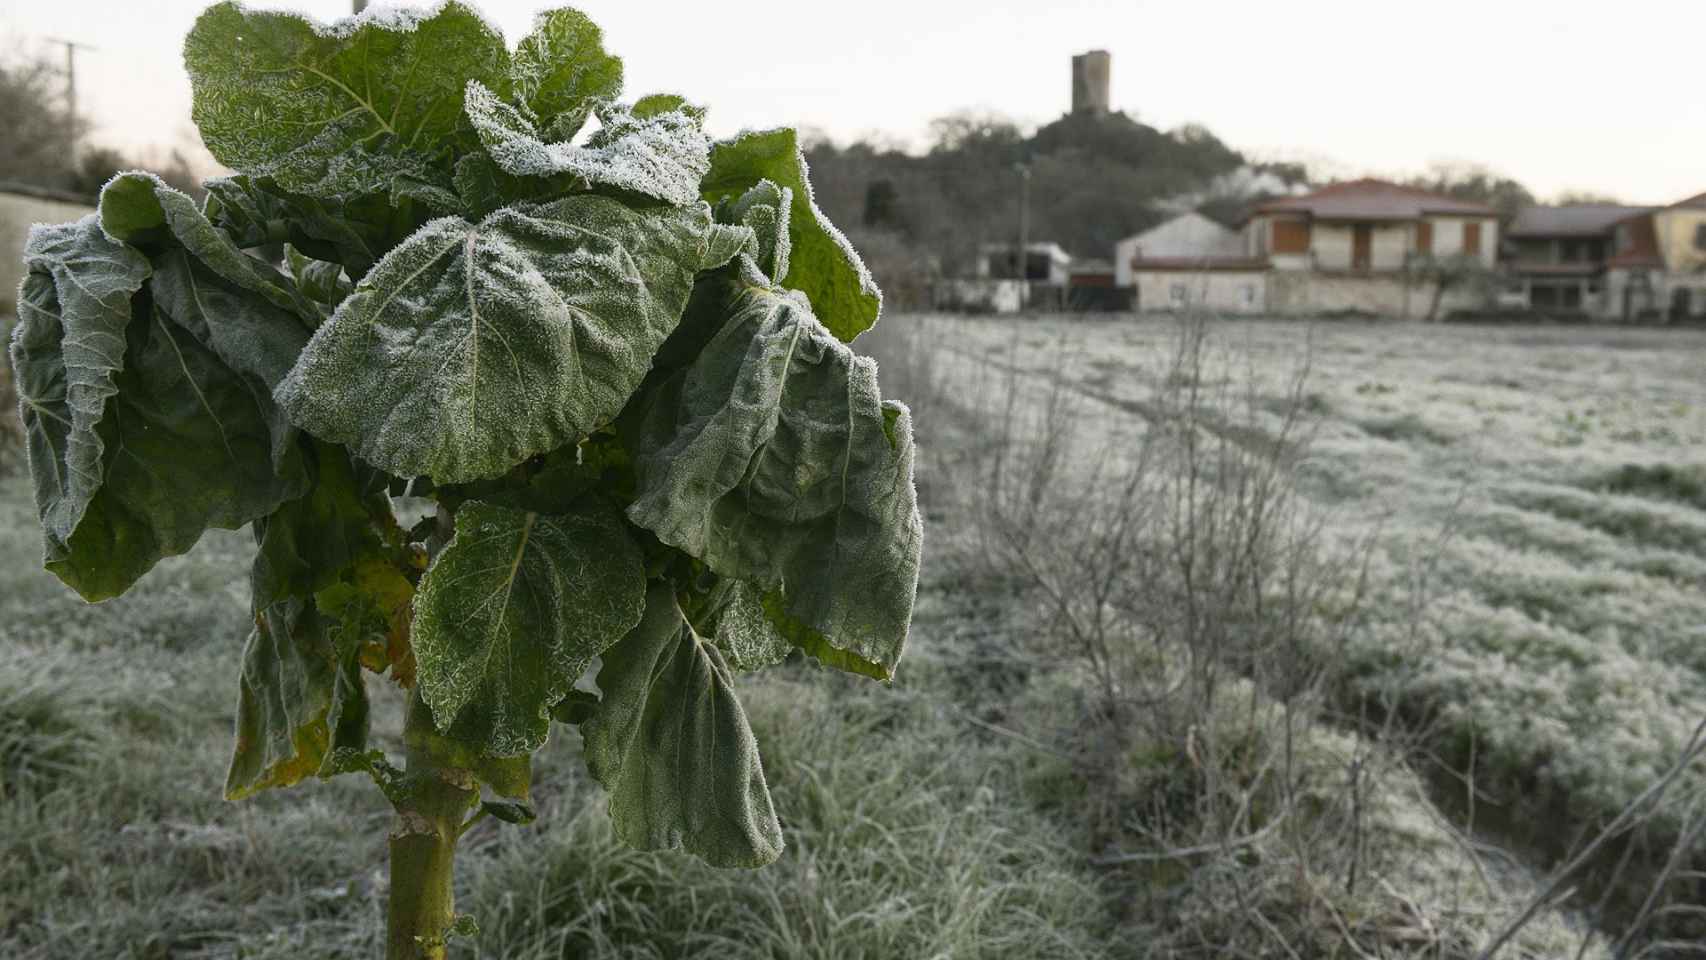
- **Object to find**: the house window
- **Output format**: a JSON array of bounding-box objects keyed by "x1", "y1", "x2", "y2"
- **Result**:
[
  {"x1": 1416, "y1": 221, "x2": 1433, "y2": 255},
  {"x1": 1272, "y1": 219, "x2": 1311, "y2": 254},
  {"x1": 1463, "y1": 222, "x2": 1482, "y2": 256},
  {"x1": 1242, "y1": 284, "x2": 1257, "y2": 306},
  {"x1": 1694, "y1": 224, "x2": 1706, "y2": 252},
  {"x1": 1170, "y1": 283, "x2": 1188, "y2": 306}
]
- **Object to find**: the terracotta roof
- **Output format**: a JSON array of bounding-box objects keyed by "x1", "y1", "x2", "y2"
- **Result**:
[
  {"x1": 1248, "y1": 178, "x2": 1495, "y2": 222},
  {"x1": 1507, "y1": 204, "x2": 1655, "y2": 238},
  {"x1": 1130, "y1": 257, "x2": 1270, "y2": 272}
]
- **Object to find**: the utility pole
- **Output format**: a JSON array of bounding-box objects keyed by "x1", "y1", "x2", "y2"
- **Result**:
[
  {"x1": 1014, "y1": 162, "x2": 1031, "y2": 309},
  {"x1": 46, "y1": 38, "x2": 95, "y2": 161}
]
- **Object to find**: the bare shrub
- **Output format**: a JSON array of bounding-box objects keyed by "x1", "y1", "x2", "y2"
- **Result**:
[{"x1": 939, "y1": 314, "x2": 1618, "y2": 957}]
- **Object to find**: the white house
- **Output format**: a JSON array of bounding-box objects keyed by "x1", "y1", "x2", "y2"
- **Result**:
[
  {"x1": 1114, "y1": 212, "x2": 1245, "y2": 287},
  {"x1": 1116, "y1": 211, "x2": 1270, "y2": 314}
]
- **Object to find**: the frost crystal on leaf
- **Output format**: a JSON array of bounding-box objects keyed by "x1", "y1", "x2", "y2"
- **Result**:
[
  {"x1": 581, "y1": 584, "x2": 783, "y2": 868},
  {"x1": 276, "y1": 197, "x2": 721, "y2": 483},
  {"x1": 464, "y1": 80, "x2": 711, "y2": 208},
  {"x1": 703, "y1": 128, "x2": 883, "y2": 342},
  {"x1": 627, "y1": 280, "x2": 922, "y2": 680},
  {"x1": 412, "y1": 500, "x2": 646, "y2": 756}
]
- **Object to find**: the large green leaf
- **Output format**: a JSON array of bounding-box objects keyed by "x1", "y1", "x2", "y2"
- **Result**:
[
  {"x1": 204, "y1": 175, "x2": 395, "y2": 281},
  {"x1": 184, "y1": 0, "x2": 507, "y2": 197},
  {"x1": 698, "y1": 578, "x2": 792, "y2": 673},
  {"x1": 101, "y1": 172, "x2": 322, "y2": 329},
  {"x1": 582, "y1": 583, "x2": 782, "y2": 867},
  {"x1": 11, "y1": 218, "x2": 150, "y2": 550},
  {"x1": 511, "y1": 8, "x2": 623, "y2": 139},
  {"x1": 412, "y1": 500, "x2": 646, "y2": 756},
  {"x1": 12, "y1": 217, "x2": 310, "y2": 601},
  {"x1": 226, "y1": 596, "x2": 347, "y2": 799},
  {"x1": 276, "y1": 195, "x2": 739, "y2": 484},
  {"x1": 225, "y1": 444, "x2": 405, "y2": 799},
  {"x1": 718, "y1": 180, "x2": 792, "y2": 286},
  {"x1": 627, "y1": 280, "x2": 921, "y2": 681},
  {"x1": 702, "y1": 129, "x2": 882, "y2": 342},
  {"x1": 464, "y1": 81, "x2": 710, "y2": 207}
]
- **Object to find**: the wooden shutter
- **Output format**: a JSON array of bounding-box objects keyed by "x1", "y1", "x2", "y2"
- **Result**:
[
  {"x1": 1463, "y1": 222, "x2": 1482, "y2": 256},
  {"x1": 1416, "y1": 221, "x2": 1433, "y2": 254},
  {"x1": 1272, "y1": 219, "x2": 1310, "y2": 254}
]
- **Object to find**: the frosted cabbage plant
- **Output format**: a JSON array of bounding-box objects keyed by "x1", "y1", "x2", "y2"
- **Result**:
[{"x1": 6, "y1": 3, "x2": 920, "y2": 957}]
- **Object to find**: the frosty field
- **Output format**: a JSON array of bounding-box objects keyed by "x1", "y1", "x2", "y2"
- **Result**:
[
  {"x1": 924, "y1": 315, "x2": 1706, "y2": 844},
  {"x1": 3, "y1": 311, "x2": 1703, "y2": 955}
]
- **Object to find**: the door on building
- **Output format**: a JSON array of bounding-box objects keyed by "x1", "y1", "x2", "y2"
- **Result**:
[
  {"x1": 1671, "y1": 288, "x2": 1691, "y2": 323},
  {"x1": 1352, "y1": 224, "x2": 1372, "y2": 271}
]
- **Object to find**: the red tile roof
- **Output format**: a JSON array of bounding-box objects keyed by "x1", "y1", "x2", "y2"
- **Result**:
[{"x1": 1248, "y1": 178, "x2": 1495, "y2": 222}]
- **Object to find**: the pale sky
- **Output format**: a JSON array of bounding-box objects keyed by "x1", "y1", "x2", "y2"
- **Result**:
[{"x1": 3, "y1": 0, "x2": 1703, "y2": 204}]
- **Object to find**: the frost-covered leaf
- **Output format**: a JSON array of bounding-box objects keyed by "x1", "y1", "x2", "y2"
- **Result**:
[
  {"x1": 11, "y1": 216, "x2": 310, "y2": 601},
  {"x1": 226, "y1": 445, "x2": 384, "y2": 800},
  {"x1": 226, "y1": 596, "x2": 356, "y2": 799},
  {"x1": 582, "y1": 583, "x2": 782, "y2": 867},
  {"x1": 511, "y1": 8, "x2": 623, "y2": 139},
  {"x1": 718, "y1": 180, "x2": 792, "y2": 285},
  {"x1": 412, "y1": 500, "x2": 646, "y2": 756},
  {"x1": 184, "y1": 1, "x2": 506, "y2": 197},
  {"x1": 632, "y1": 94, "x2": 705, "y2": 124},
  {"x1": 285, "y1": 245, "x2": 353, "y2": 319},
  {"x1": 627, "y1": 280, "x2": 921, "y2": 681},
  {"x1": 464, "y1": 81, "x2": 710, "y2": 207},
  {"x1": 700, "y1": 579, "x2": 792, "y2": 673},
  {"x1": 11, "y1": 218, "x2": 151, "y2": 551},
  {"x1": 702, "y1": 129, "x2": 882, "y2": 341},
  {"x1": 277, "y1": 196, "x2": 730, "y2": 483},
  {"x1": 101, "y1": 171, "x2": 321, "y2": 327},
  {"x1": 204, "y1": 175, "x2": 392, "y2": 281}
]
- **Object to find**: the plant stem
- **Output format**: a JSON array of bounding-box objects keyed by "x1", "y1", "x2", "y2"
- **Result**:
[{"x1": 387, "y1": 691, "x2": 477, "y2": 960}]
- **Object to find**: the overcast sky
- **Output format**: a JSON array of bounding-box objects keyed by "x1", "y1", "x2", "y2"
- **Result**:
[{"x1": 3, "y1": 0, "x2": 1702, "y2": 204}]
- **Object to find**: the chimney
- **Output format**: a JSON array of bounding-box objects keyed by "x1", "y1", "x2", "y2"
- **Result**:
[{"x1": 1071, "y1": 50, "x2": 1110, "y2": 115}]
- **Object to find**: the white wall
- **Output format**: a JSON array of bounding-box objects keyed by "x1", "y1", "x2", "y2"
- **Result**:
[
  {"x1": 1310, "y1": 222, "x2": 1408, "y2": 270},
  {"x1": 1312, "y1": 224, "x2": 1353, "y2": 269},
  {"x1": 1426, "y1": 216, "x2": 1499, "y2": 267},
  {"x1": 1114, "y1": 212, "x2": 1244, "y2": 286},
  {"x1": 1134, "y1": 270, "x2": 1267, "y2": 314},
  {"x1": 1, "y1": 194, "x2": 95, "y2": 310}
]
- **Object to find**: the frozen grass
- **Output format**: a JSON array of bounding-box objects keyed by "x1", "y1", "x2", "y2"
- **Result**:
[
  {"x1": 2, "y1": 315, "x2": 1696, "y2": 956},
  {"x1": 923, "y1": 314, "x2": 1706, "y2": 943},
  {"x1": 0, "y1": 471, "x2": 1111, "y2": 958}
]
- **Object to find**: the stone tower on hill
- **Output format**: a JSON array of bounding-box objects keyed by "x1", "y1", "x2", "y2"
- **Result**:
[{"x1": 1071, "y1": 50, "x2": 1111, "y2": 115}]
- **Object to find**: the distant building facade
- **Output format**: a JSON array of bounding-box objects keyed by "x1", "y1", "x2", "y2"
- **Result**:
[
  {"x1": 1504, "y1": 204, "x2": 1652, "y2": 318},
  {"x1": 1116, "y1": 212, "x2": 1266, "y2": 314},
  {"x1": 1115, "y1": 180, "x2": 1502, "y2": 316},
  {"x1": 1500, "y1": 193, "x2": 1706, "y2": 321}
]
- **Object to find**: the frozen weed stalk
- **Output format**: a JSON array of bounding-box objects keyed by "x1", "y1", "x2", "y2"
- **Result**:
[{"x1": 7, "y1": 3, "x2": 921, "y2": 957}]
